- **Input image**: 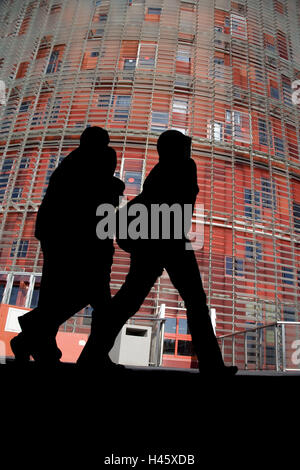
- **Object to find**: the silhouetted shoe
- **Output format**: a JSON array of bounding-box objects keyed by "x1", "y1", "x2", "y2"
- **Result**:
[
  {"x1": 10, "y1": 332, "x2": 62, "y2": 365},
  {"x1": 76, "y1": 330, "x2": 122, "y2": 369},
  {"x1": 77, "y1": 352, "x2": 125, "y2": 371},
  {"x1": 102, "y1": 356, "x2": 126, "y2": 371},
  {"x1": 201, "y1": 365, "x2": 238, "y2": 377}
]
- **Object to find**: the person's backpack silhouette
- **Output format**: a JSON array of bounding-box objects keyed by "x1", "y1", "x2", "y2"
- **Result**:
[
  {"x1": 78, "y1": 130, "x2": 237, "y2": 376},
  {"x1": 11, "y1": 126, "x2": 125, "y2": 365}
]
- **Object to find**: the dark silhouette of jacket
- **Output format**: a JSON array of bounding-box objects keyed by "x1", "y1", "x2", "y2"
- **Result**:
[
  {"x1": 116, "y1": 132, "x2": 198, "y2": 252},
  {"x1": 35, "y1": 146, "x2": 124, "y2": 247}
]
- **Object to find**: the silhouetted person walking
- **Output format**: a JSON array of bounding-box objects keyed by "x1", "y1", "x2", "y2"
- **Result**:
[
  {"x1": 78, "y1": 130, "x2": 237, "y2": 375},
  {"x1": 10, "y1": 126, "x2": 124, "y2": 364}
]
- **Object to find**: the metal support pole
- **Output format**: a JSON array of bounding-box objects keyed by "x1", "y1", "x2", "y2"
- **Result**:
[
  {"x1": 157, "y1": 304, "x2": 166, "y2": 367},
  {"x1": 282, "y1": 323, "x2": 286, "y2": 372},
  {"x1": 275, "y1": 324, "x2": 279, "y2": 372},
  {"x1": 244, "y1": 332, "x2": 248, "y2": 370},
  {"x1": 259, "y1": 328, "x2": 263, "y2": 370},
  {"x1": 2, "y1": 273, "x2": 13, "y2": 305},
  {"x1": 25, "y1": 274, "x2": 35, "y2": 309}
]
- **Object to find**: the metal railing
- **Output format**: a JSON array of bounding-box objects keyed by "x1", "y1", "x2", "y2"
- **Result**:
[{"x1": 218, "y1": 321, "x2": 300, "y2": 372}]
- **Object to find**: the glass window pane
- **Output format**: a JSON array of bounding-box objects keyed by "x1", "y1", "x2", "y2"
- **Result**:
[
  {"x1": 258, "y1": 119, "x2": 268, "y2": 145},
  {"x1": 270, "y1": 86, "x2": 279, "y2": 99},
  {"x1": 266, "y1": 345, "x2": 276, "y2": 365},
  {"x1": 0, "y1": 275, "x2": 6, "y2": 303},
  {"x1": 114, "y1": 96, "x2": 131, "y2": 121},
  {"x1": 138, "y1": 44, "x2": 157, "y2": 68},
  {"x1": 116, "y1": 96, "x2": 131, "y2": 107},
  {"x1": 19, "y1": 240, "x2": 29, "y2": 257},
  {"x1": 177, "y1": 340, "x2": 193, "y2": 356},
  {"x1": 151, "y1": 112, "x2": 169, "y2": 131},
  {"x1": 12, "y1": 187, "x2": 22, "y2": 201},
  {"x1": 20, "y1": 101, "x2": 30, "y2": 112},
  {"x1": 282, "y1": 267, "x2": 294, "y2": 285},
  {"x1": 1, "y1": 158, "x2": 14, "y2": 172},
  {"x1": 172, "y1": 98, "x2": 188, "y2": 114},
  {"x1": 293, "y1": 202, "x2": 300, "y2": 231},
  {"x1": 20, "y1": 157, "x2": 30, "y2": 169},
  {"x1": 98, "y1": 95, "x2": 112, "y2": 108},
  {"x1": 46, "y1": 50, "x2": 60, "y2": 74},
  {"x1": 0, "y1": 284, "x2": 4, "y2": 302},
  {"x1": 122, "y1": 158, "x2": 144, "y2": 196},
  {"x1": 10, "y1": 240, "x2": 29, "y2": 258},
  {"x1": 124, "y1": 59, "x2": 136, "y2": 70},
  {"x1": 176, "y1": 49, "x2": 190, "y2": 63},
  {"x1": 245, "y1": 241, "x2": 262, "y2": 261},
  {"x1": 178, "y1": 318, "x2": 190, "y2": 335},
  {"x1": 255, "y1": 69, "x2": 263, "y2": 81},
  {"x1": 125, "y1": 171, "x2": 142, "y2": 191},
  {"x1": 83, "y1": 306, "x2": 93, "y2": 326},
  {"x1": 0, "y1": 175, "x2": 9, "y2": 188},
  {"x1": 148, "y1": 8, "x2": 161, "y2": 15},
  {"x1": 209, "y1": 122, "x2": 223, "y2": 141},
  {"x1": 283, "y1": 307, "x2": 295, "y2": 321},
  {"x1": 231, "y1": 14, "x2": 247, "y2": 40},
  {"x1": 163, "y1": 338, "x2": 175, "y2": 354},
  {"x1": 235, "y1": 258, "x2": 244, "y2": 276},
  {"x1": 245, "y1": 242, "x2": 253, "y2": 258},
  {"x1": 165, "y1": 317, "x2": 177, "y2": 334},
  {"x1": 226, "y1": 256, "x2": 233, "y2": 275},
  {"x1": 8, "y1": 276, "x2": 30, "y2": 307},
  {"x1": 30, "y1": 277, "x2": 41, "y2": 308},
  {"x1": 30, "y1": 287, "x2": 40, "y2": 309}
]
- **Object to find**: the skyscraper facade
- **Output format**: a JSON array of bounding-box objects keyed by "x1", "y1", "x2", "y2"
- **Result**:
[{"x1": 0, "y1": 0, "x2": 300, "y2": 368}]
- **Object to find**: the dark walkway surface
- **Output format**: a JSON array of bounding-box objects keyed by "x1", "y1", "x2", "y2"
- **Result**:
[
  {"x1": 1, "y1": 361, "x2": 298, "y2": 464},
  {"x1": 2, "y1": 361, "x2": 300, "y2": 391},
  {"x1": 2, "y1": 360, "x2": 299, "y2": 403},
  {"x1": 2, "y1": 360, "x2": 300, "y2": 375},
  {"x1": 121, "y1": 365, "x2": 300, "y2": 376}
]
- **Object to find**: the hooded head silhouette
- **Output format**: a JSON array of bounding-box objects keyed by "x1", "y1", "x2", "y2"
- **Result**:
[
  {"x1": 157, "y1": 130, "x2": 191, "y2": 165},
  {"x1": 79, "y1": 126, "x2": 115, "y2": 173},
  {"x1": 80, "y1": 126, "x2": 110, "y2": 150}
]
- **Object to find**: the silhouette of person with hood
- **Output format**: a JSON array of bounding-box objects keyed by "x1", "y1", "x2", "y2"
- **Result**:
[
  {"x1": 10, "y1": 126, "x2": 125, "y2": 364},
  {"x1": 78, "y1": 130, "x2": 237, "y2": 376}
]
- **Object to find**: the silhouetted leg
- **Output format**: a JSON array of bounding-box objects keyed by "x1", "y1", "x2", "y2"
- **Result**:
[
  {"x1": 164, "y1": 247, "x2": 225, "y2": 372},
  {"x1": 19, "y1": 248, "x2": 88, "y2": 332},
  {"x1": 78, "y1": 274, "x2": 112, "y2": 363},
  {"x1": 77, "y1": 251, "x2": 164, "y2": 364},
  {"x1": 107, "y1": 253, "x2": 163, "y2": 346},
  {"x1": 13, "y1": 280, "x2": 111, "y2": 363},
  {"x1": 12, "y1": 244, "x2": 112, "y2": 363}
]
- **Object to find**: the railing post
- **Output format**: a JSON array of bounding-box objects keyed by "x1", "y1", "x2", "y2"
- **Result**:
[
  {"x1": 156, "y1": 304, "x2": 166, "y2": 367},
  {"x1": 258, "y1": 328, "x2": 263, "y2": 370},
  {"x1": 216, "y1": 321, "x2": 300, "y2": 373},
  {"x1": 275, "y1": 324, "x2": 279, "y2": 372},
  {"x1": 282, "y1": 323, "x2": 286, "y2": 372},
  {"x1": 244, "y1": 331, "x2": 248, "y2": 370}
]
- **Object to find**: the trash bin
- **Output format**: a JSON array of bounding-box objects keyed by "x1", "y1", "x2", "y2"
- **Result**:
[{"x1": 109, "y1": 324, "x2": 152, "y2": 366}]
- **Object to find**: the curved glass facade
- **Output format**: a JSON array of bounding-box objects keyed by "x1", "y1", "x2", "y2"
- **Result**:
[{"x1": 0, "y1": 0, "x2": 300, "y2": 367}]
